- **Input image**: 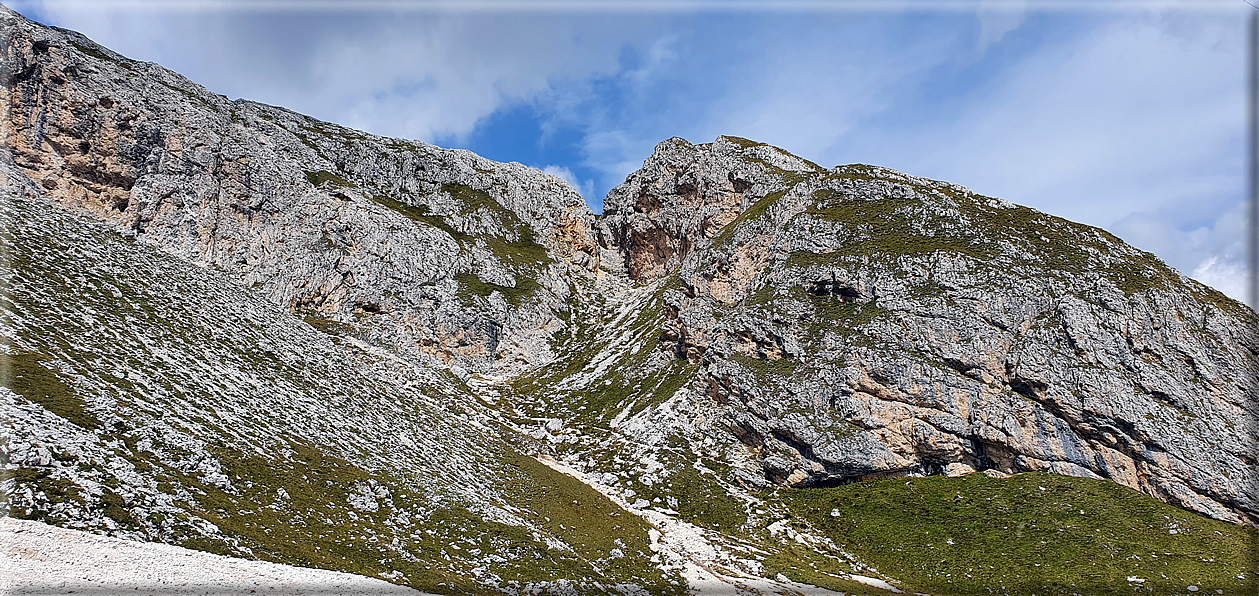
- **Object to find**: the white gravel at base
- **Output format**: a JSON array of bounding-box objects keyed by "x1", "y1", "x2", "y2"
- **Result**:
[{"x1": 0, "y1": 517, "x2": 432, "y2": 595}]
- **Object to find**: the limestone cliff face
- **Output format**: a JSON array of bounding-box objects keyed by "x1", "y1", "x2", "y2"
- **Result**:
[
  {"x1": 597, "y1": 139, "x2": 1259, "y2": 526},
  {"x1": 599, "y1": 136, "x2": 818, "y2": 281},
  {"x1": 0, "y1": 8, "x2": 599, "y2": 375},
  {"x1": 2, "y1": 7, "x2": 1257, "y2": 586}
]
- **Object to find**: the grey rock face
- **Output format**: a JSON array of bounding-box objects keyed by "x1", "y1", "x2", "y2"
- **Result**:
[
  {"x1": 1, "y1": 8, "x2": 1255, "y2": 589},
  {"x1": 0, "y1": 155, "x2": 678, "y2": 593},
  {"x1": 600, "y1": 143, "x2": 1259, "y2": 526},
  {"x1": 0, "y1": 7, "x2": 599, "y2": 375},
  {"x1": 600, "y1": 136, "x2": 817, "y2": 281}
]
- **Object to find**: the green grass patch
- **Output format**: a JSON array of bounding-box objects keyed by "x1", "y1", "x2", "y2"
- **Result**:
[
  {"x1": 643, "y1": 359, "x2": 698, "y2": 408},
  {"x1": 555, "y1": 292, "x2": 698, "y2": 424},
  {"x1": 617, "y1": 358, "x2": 699, "y2": 420},
  {"x1": 809, "y1": 295, "x2": 886, "y2": 329},
  {"x1": 967, "y1": 201, "x2": 1126, "y2": 282},
  {"x1": 68, "y1": 40, "x2": 128, "y2": 66},
  {"x1": 297, "y1": 309, "x2": 355, "y2": 336},
  {"x1": 499, "y1": 451, "x2": 683, "y2": 593},
  {"x1": 100, "y1": 488, "x2": 137, "y2": 526},
  {"x1": 304, "y1": 170, "x2": 352, "y2": 189},
  {"x1": 731, "y1": 353, "x2": 799, "y2": 379},
  {"x1": 454, "y1": 272, "x2": 539, "y2": 307},
  {"x1": 780, "y1": 472, "x2": 1258, "y2": 595},
  {"x1": 440, "y1": 183, "x2": 552, "y2": 269},
  {"x1": 611, "y1": 446, "x2": 748, "y2": 535},
  {"x1": 156, "y1": 80, "x2": 217, "y2": 110},
  {"x1": 826, "y1": 164, "x2": 884, "y2": 183},
  {"x1": 299, "y1": 122, "x2": 364, "y2": 143},
  {"x1": 368, "y1": 195, "x2": 469, "y2": 241},
  {"x1": 138, "y1": 437, "x2": 657, "y2": 593},
  {"x1": 0, "y1": 346, "x2": 101, "y2": 429},
  {"x1": 711, "y1": 189, "x2": 788, "y2": 247},
  {"x1": 802, "y1": 191, "x2": 993, "y2": 260},
  {"x1": 172, "y1": 440, "x2": 477, "y2": 592},
  {"x1": 664, "y1": 467, "x2": 748, "y2": 533},
  {"x1": 760, "y1": 543, "x2": 893, "y2": 596},
  {"x1": 1190, "y1": 281, "x2": 1253, "y2": 319},
  {"x1": 721, "y1": 136, "x2": 825, "y2": 171},
  {"x1": 6, "y1": 467, "x2": 85, "y2": 522},
  {"x1": 486, "y1": 228, "x2": 551, "y2": 269},
  {"x1": 445, "y1": 183, "x2": 499, "y2": 215},
  {"x1": 1106, "y1": 262, "x2": 1170, "y2": 296},
  {"x1": 804, "y1": 166, "x2": 1239, "y2": 316},
  {"x1": 721, "y1": 136, "x2": 765, "y2": 150}
]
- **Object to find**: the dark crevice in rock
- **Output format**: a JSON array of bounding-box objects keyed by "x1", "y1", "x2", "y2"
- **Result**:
[
  {"x1": 770, "y1": 429, "x2": 817, "y2": 463},
  {"x1": 807, "y1": 279, "x2": 862, "y2": 302},
  {"x1": 942, "y1": 357, "x2": 973, "y2": 376}
]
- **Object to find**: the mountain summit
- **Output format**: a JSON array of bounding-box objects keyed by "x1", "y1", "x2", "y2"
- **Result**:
[{"x1": 2, "y1": 6, "x2": 1255, "y2": 594}]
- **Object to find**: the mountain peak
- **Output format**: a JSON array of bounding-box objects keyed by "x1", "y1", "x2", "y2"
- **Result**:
[{"x1": 2, "y1": 8, "x2": 1257, "y2": 595}]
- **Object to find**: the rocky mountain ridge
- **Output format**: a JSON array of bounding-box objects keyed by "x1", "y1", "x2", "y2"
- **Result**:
[
  {"x1": 1, "y1": 8, "x2": 603, "y2": 377},
  {"x1": 2, "y1": 6, "x2": 1256, "y2": 595}
]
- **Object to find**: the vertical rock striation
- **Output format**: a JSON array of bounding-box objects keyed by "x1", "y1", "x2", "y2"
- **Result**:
[{"x1": 0, "y1": 6, "x2": 599, "y2": 375}]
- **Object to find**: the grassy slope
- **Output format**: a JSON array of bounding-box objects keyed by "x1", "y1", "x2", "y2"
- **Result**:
[
  {"x1": 779, "y1": 472, "x2": 1257, "y2": 595},
  {"x1": 9, "y1": 125, "x2": 1256, "y2": 594},
  {"x1": 0, "y1": 193, "x2": 677, "y2": 595}
]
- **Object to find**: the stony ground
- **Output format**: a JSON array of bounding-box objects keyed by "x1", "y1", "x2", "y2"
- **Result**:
[{"x1": 0, "y1": 517, "x2": 431, "y2": 595}]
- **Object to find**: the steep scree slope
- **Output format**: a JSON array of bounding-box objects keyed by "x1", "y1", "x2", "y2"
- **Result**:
[
  {"x1": 1, "y1": 6, "x2": 1256, "y2": 595},
  {"x1": 0, "y1": 159, "x2": 679, "y2": 593}
]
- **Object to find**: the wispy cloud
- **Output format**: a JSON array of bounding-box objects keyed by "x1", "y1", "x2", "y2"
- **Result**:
[
  {"x1": 15, "y1": 1, "x2": 664, "y2": 143},
  {"x1": 540, "y1": 164, "x2": 594, "y2": 199},
  {"x1": 1193, "y1": 256, "x2": 1250, "y2": 306},
  {"x1": 1112, "y1": 199, "x2": 1252, "y2": 306},
  {"x1": 975, "y1": 0, "x2": 1028, "y2": 53},
  {"x1": 840, "y1": 8, "x2": 1248, "y2": 302},
  {"x1": 545, "y1": 14, "x2": 980, "y2": 204}
]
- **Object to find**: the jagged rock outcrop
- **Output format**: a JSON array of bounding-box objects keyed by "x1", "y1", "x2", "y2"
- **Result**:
[
  {"x1": 0, "y1": 7, "x2": 599, "y2": 375},
  {"x1": 597, "y1": 139, "x2": 1259, "y2": 526},
  {"x1": 599, "y1": 136, "x2": 817, "y2": 281},
  {"x1": 2, "y1": 5, "x2": 1257, "y2": 594}
]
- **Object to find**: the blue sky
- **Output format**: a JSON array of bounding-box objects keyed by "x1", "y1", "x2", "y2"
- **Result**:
[{"x1": 10, "y1": 0, "x2": 1251, "y2": 304}]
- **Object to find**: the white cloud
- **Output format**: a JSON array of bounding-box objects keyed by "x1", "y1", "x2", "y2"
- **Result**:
[
  {"x1": 975, "y1": 0, "x2": 1028, "y2": 53},
  {"x1": 695, "y1": 24, "x2": 969, "y2": 162},
  {"x1": 563, "y1": 17, "x2": 974, "y2": 204},
  {"x1": 829, "y1": 9, "x2": 1248, "y2": 306},
  {"x1": 1112, "y1": 199, "x2": 1252, "y2": 306},
  {"x1": 305, "y1": 15, "x2": 656, "y2": 143},
  {"x1": 859, "y1": 12, "x2": 1245, "y2": 227},
  {"x1": 1193, "y1": 256, "x2": 1251, "y2": 307},
  {"x1": 540, "y1": 164, "x2": 594, "y2": 199},
  {"x1": 13, "y1": 1, "x2": 663, "y2": 143}
]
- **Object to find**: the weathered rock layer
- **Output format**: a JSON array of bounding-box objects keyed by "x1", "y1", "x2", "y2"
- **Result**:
[
  {"x1": 0, "y1": 8, "x2": 600, "y2": 375},
  {"x1": 1, "y1": 6, "x2": 1256, "y2": 584},
  {"x1": 599, "y1": 138, "x2": 1258, "y2": 526}
]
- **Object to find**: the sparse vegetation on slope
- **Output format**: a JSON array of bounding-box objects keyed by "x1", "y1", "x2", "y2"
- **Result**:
[
  {"x1": 0, "y1": 192, "x2": 668, "y2": 595},
  {"x1": 5, "y1": 9, "x2": 1257, "y2": 592},
  {"x1": 0, "y1": 345, "x2": 100, "y2": 430}
]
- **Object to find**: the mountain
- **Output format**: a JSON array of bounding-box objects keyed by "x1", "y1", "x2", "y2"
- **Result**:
[{"x1": 1, "y1": 6, "x2": 1255, "y2": 595}]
